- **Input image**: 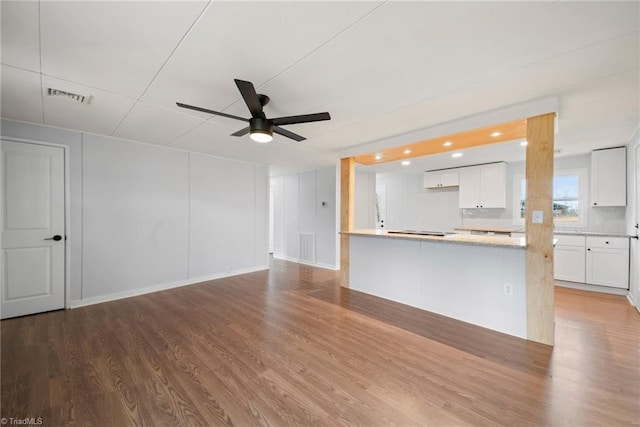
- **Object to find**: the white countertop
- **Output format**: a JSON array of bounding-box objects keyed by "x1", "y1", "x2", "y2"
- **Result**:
[
  {"x1": 344, "y1": 229, "x2": 527, "y2": 249},
  {"x1": 458, "y1": 226, "x2": 631, "y2": 238},
  {"x1": 551, "y1": 230, "x2": 631, "y2": 238}
]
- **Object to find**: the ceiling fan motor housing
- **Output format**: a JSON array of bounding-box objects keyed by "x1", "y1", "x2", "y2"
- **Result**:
[{"x1": 250, "y1": 117, "x2": 273, "y2": 134}]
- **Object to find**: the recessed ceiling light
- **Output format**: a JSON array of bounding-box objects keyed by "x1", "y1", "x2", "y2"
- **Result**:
[
  {"x1": 520, "y1": 141, "x2": 528, "y2": 146},
  {"x1": 491, "y1": 131, "x2": 503, "y2": 137},
  {"x1": 443, "y1": 141, "x2": 453, "y2": 147},
  {"x1": 451, "y1": 152, "x2": 463, "y2": 158},
  {"x1": 401, "y1": 160, "x2": 411, "y2": 166},
  {"x1": 403, "y1": 149, "x2": 411, "y2": 154},
  {"x1": 374, "y1": 153, "x2": 383, "y2": 160}
]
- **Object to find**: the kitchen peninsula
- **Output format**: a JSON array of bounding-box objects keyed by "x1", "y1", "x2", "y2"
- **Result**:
[{"x1": 344, "y1": 229, "x2": 528, "y2": 338}]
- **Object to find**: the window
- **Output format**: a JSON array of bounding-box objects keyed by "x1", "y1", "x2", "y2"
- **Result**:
[{"x1": 514, "y1": 168, "x2": 588, "y2": 227}]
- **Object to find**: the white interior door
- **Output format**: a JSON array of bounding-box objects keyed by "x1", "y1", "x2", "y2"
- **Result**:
[{"x1": 1, "y1": 140, "x2": 65, "y2": 319}]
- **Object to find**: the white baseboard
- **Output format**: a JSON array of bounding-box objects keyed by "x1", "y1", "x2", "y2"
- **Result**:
[
  {"x1": 272, "y1": 254, "x2": 338, "y2": 271},
  {"x1": 298, "y1": 259, "x2": 339, "y2": 270},
  {"x1": 555, "y1": 280, "x2": 628, "y2": 296},
  {"x1": 273, "y1": 254, "x2": 299, "y2": 263},
  {"x1": 69, "y1": 265, "x2": 269, "y2": 309},
  {"x1": 626, "y1": 292, "x2": 636, "y2": 308}
]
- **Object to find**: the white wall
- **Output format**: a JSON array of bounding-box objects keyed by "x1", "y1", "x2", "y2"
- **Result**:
[
  {"x1": 406, "y1": 175, "x2": 460, "y2": 232},
  {"x1": 316, "y1": 167, "x2": 338, "y2": 266},
  {"x1": 82, "y1": 134, "x2": 190, "y2": 298},
  {"x1": 354, "y1": 170, "x2": 376, "y2": 229},
  {"x1": 376, "y1": 172, "x2": 461, "y2": 232},
  {"x1": 187, "y1": 153, "x2": 268, "y2": 278},
  {"x1": 1, "y1": 119, "x2": 269, "y2": 306},
  {"x1": 271, "y1": 166, "x2": 338, "y2": 269}
]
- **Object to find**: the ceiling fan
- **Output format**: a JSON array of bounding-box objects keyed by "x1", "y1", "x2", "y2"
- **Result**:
[{"x1": 176, "y1": 79, "x2": 331, "y2": 143}]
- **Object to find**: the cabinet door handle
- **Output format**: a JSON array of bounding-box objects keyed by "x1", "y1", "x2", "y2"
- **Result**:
[
  {"x1": 605, "y1": 241, "x2": 609, "y2": 244},
  {"x1": 587, "y1": 248, "x2": 591, "y2": 251},
  {"x1": 593, "y1": 202, "x2": 598, "y2": 206}
]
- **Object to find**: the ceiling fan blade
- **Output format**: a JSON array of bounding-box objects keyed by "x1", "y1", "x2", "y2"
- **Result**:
[
  {"x1": 176, "y1": 102, "x2": 248, "y2": 122},
  {"x1": 273, "y1": 126, "x2": 306, "y2": 142},
  {"x1": 234, "y1": 79, "x2": 265, "y2": 119},
  {"x1": 231, "y1": 127, "x2": 250, "y2": 137},
  {"x1": 271, "y1": 112, "x2": 331, "y2": 126}
]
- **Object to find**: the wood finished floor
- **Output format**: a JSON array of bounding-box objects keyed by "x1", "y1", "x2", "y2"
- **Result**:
[{"x1": 2, "y1": 258, "x2": 639, "y2": 426}]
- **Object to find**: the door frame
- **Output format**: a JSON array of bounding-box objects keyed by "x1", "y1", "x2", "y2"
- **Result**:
[
  {"x1": 1, "y1": 137, "x2": 71, "y2": 310},
  {"x1": 634, "y1": 144, "x2": 640, "y2": 312},
  {"x1": 269, "y1": 183, "x2": 275, "y2": 254}
]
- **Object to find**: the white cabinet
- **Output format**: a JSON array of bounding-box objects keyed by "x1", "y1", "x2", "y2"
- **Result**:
[
  {"x1": 591, "y1": 147, "x2": 626, "y2": 207},
  {"x1": 458, "y1": 166, "x2": 481, "y2": 208},
  {"x1": 424, "y1": 169, "x2": 459, "y2": 189},
  {"x1": 553, "y1": 235, "x2": 586, "y2": 283},
  {"x1": 458, "y1": 162, "x2": 506, "y2": 208},
  {"x1": 586, "y1": 236, "x2": 629, "y2": 288}
]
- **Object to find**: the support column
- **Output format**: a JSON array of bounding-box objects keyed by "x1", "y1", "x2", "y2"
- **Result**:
[
  {"x1": 525, "y1": 113, "x2": 555, "y2": 345},
  {"x1": 340, "y1": 157, "x2": 355, "y2": 287}
]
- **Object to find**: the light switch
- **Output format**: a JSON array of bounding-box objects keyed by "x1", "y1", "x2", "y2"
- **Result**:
[{"x1": 532, "y1": 210, "x2": 543, "y2": 224}]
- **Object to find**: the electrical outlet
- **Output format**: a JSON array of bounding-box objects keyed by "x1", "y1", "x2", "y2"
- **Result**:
[{"x1": 504, "y1": 283, "x2": 513, "y2": 296}]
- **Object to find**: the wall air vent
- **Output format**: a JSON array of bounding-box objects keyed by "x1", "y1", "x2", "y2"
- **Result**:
[{"x1": 47, "y1": 88, "x2": 90, "y2": 104}]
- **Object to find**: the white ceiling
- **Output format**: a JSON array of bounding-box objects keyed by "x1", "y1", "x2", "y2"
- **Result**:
[{"x1": 1, "y1": 1, "x2": 638, "y2": 176}]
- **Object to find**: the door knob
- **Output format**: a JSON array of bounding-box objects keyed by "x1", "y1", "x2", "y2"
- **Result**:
[{"x1": 44, "y1": 235, "x2": 62, "y2": 241}]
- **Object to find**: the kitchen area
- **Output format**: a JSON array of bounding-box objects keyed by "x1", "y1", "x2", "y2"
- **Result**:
[
  {"x1": 346, "y1": 122, "x2": 637, "y2": 342},
  {"x1": 355, "y1": 145, "x2": 631, "y2": 293}
]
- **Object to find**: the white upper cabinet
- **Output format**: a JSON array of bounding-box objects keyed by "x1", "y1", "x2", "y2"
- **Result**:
[
  {"x1": 591, "y1": 147, "x2": 626, "y2": 207},
  {"x1": 459, "y1": 162, "x2": 507, "y2": 208},
  {"x1": 424, "y1": 169, "x2": 459, "y2": 189},
  {"x1": 459, "y1": 166, "x2": 482, "y2": 208}
]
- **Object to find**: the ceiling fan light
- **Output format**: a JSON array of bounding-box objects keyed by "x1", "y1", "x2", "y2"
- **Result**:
[
  {"x1": 249, "y1": 117, "x2": 273, "y2": 143},
  {"x1": 250, "y1": 130, "x2": 273, "y2": 143}
]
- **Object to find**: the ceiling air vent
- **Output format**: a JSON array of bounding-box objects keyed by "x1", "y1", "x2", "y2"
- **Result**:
[{"x1": 47, "y1": 88, "x2": 90, "y2": 104}]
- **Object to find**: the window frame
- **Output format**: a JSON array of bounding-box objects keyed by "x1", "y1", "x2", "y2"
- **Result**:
[{"x1": 512, "y1": 167, "x2": 588, "y2": 228}]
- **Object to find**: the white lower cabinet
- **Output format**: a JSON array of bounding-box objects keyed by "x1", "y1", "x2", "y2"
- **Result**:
[
  {"x1": 554, "y1": 235, "x2": 586, "y2": 283},
  {"x1": 549, "y1": 234, "x2": 629, "y2": 289},
  {"x1": 585, "y1": 237, "x2": 629, "y2": 289}
]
